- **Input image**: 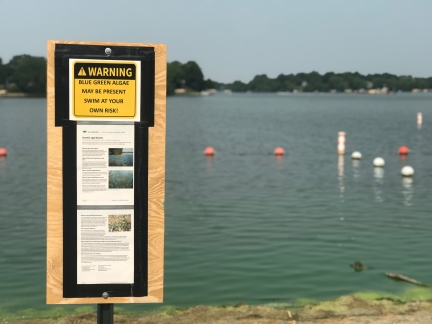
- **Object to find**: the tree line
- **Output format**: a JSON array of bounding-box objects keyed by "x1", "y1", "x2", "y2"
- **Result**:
[
  {"x1": 167, "y1": 60, "x2": 216, "y2": 95},
  {"x1": 169, "y1": 62, "x2": 432, "y2": 94},
  {"x1": 1, "y1": 54, "x2": 431, "y2": 95},
  {"x1": 0, "y1": 56, "x2": 216, "y2": 96},
  {"x1": 0, "y1": 55, "x2": 46, "y2": 94},
  {"x1": 224, "y1": 72, "x2": 432, "y2": 93}
]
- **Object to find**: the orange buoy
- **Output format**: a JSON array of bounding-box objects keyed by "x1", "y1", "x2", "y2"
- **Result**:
[
  {"x1": 398, "y1": 146, "x2": 409, "y2": 155},
  {"x1": 274, "y1": 147, "x2": 285, "y2": 155},
  {"x1": 0, "y1": 148, "x2": 7, "y2": 156},
  {"x1": 204, "y1": 147, "x2": 215, "y2": 155}
]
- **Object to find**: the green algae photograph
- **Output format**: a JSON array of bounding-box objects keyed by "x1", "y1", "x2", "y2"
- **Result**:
[
  {"x1": 108, "y1": 170, "x2": 133, "y2": 189},
  {"x1": 108, "y1": 214, "x2": 132, "y2": 232},
  {"x1": 108, "y1": 148, "x2": 134, "y2": 167}
]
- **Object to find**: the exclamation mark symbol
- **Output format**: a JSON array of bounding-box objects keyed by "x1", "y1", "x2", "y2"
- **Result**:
[{"x1": 78, "y1": 67, "x2": 86, "y2": 76}]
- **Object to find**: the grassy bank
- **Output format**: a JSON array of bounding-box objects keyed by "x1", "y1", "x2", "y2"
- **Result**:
[{"x1": 2, "y1": 287, "x2": 432, "y2": 323}]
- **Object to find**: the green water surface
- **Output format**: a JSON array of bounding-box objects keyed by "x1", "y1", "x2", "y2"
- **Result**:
[{"x1": 0, "y1": 94, "x2": 431, "y2": 318}]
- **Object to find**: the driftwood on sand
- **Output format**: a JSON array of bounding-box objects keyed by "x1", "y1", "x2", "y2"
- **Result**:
[
  {"x1": 385, "y1": 273, "x2": 430, "y2": 287},
  {"x1": 350, "y1": 262, "x2": 430, "y2": 287}
]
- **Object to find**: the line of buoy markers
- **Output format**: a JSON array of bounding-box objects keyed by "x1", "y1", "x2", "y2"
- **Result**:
[
  {"x1": 201, "y1": 114, "x2": 422, "y2": 178},
  {"x1": 347, "y1": 134, "x2": 414, "y2": 177},
  {"x1": 203, "y1": 136, "x2": 417, "y2": 178}
]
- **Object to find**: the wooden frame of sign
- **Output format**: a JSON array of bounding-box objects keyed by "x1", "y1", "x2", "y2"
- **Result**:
[{"x1": 46, "y1": 40, "x2": 166, "y2": 304}]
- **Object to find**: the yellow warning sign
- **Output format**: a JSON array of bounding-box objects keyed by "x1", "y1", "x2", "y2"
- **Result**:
[{"x1": 72, "y1": 60, "x2": 138, "y2": 119}]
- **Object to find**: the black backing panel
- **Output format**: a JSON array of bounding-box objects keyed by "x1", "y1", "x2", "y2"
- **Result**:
[{"x1": 56, "y1": 44, "x2": 154, "y2": 298}]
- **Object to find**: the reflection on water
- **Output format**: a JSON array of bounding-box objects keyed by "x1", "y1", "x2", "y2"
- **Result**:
[
  {"x1": 205, "y1": 155, "x2": 214, "y2": 172},
  {"x1": 373, "y1": 167, "x2": 384, "y2": 203},
  {"x1": 274, "y1": 154, "x2": 284, "y2": 171},
  {"x1": 274, "y1": 155, "x2": 283, "y2": 162},
  {"x1": 352, "y1": 160, "x2": 360, "y2": 180},
  {"x1": 338, "y1": 155, "x2": 344, "y2": 202},
  {"x1": 402, "y1": 177, "x2": 414, "y2": 207}
]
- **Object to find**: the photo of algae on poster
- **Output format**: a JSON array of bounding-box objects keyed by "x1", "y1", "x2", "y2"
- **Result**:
[
  {"x1": 108, "y1": 170, "x2": 133, "y2": 189},
  {"x1": 109, "y1": 148, "x2": 133, "y2": 167}
]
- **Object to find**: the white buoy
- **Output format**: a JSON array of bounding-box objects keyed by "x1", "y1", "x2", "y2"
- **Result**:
[
  {"x1": 351, "y1": 151, "x2": 362, "y2": 159},
  {"x1": 401, "y1": 166, "x2": 414, "y2": 177},
  {"x1": 373, "y1": 157, "x2": 385, "y2": 167},
  {"x1": 338, "y1": 132, "x2": 345, "y2": 155},
  {"x1": 417, "y1": 112, "x2": 422, "y2": 126}
]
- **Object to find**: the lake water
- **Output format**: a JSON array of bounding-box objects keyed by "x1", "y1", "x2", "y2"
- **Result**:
[{"x1": 0, "y1": 94, "x2": 431, "y2": 316}]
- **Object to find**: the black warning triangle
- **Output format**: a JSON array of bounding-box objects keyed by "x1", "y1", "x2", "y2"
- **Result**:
[{"x1": 78, "y1": 67, "x2": 86, "y2": 76}]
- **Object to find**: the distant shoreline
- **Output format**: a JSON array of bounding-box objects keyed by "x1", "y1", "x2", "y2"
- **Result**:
[
  {"x1": 170, "y1": 90, "x2": 431, "y2": 96},
  {"x1": 1, "y1": 90, "x2": 431, "y2": 99},
  {"x1": 0, "y1": 92, "x2": 45, "y2": 98}
]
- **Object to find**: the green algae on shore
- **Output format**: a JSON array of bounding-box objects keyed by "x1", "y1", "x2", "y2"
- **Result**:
[
  {"x1": 2, "y1": 289, "x2": 432, "y2": 322},
  {"x1": 355, "y1": 287, "x2": 432, "y2": 302}
]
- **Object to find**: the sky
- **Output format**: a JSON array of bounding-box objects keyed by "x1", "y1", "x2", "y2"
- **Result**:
[{"x1": 1, "y1": 0, "x2": 431, "y2": 83}]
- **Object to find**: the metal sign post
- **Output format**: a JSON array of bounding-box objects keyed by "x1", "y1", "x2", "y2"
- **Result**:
[{"x1": 97, "y1": 304, "x2": 114, "y2": 324}]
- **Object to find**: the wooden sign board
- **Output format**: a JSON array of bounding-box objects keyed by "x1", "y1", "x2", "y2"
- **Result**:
[{"x1": 47, "y1": 41, "x2": 166, "y2": 304}]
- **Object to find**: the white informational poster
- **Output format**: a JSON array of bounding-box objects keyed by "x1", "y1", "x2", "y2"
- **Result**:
[
  {"x1": 77, "y1": 124, "x2": 134, "y2": 206},
  {"x1": 77, "y1": 124, "x2": 135, "y2": 284},
  {"x1": 77, "y1": 209, "x2": 134, "y2": 284}
]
